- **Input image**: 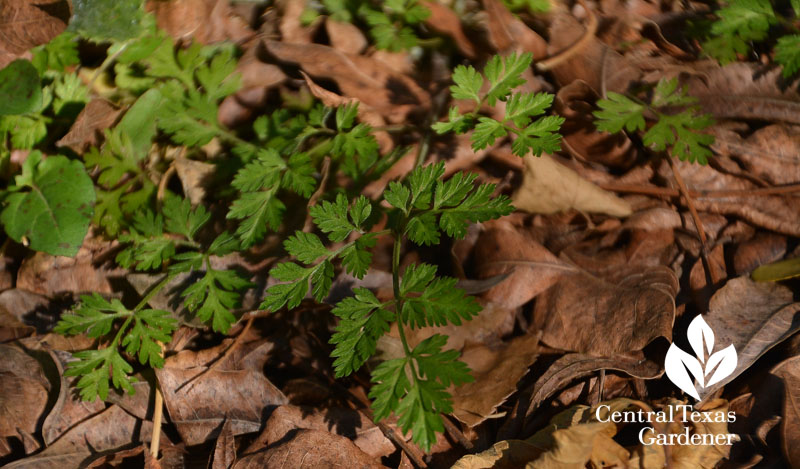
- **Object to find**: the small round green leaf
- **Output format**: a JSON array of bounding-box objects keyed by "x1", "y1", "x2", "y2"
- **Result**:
[
  {"x1": 1, "y1": 153, "x2": 95, "y2": 257},
  {"x1": 0, "y1": 60, "x2": 42, "y2": 116}
]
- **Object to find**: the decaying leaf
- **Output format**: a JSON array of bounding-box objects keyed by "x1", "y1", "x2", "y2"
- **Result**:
[
  {"x1": 233, "y1": 429, "x2": 384, "y2": 469},
  {"x1": 537, "y1": 264, "x2": 678, "y2": 355},
  {"x1": 156, "y1": 339, "x2": 288, "y2": 445},
  {"x1": 0, "y1": 0, "x2": 70, "y2": 54},
  {"x1": 452, "y1": 333, "x2": 542, "y2": 427},
  {"x1": 245, "y1": 404, "x2": 395, "y2": 459},
  {"x1": 56, "y1": 99, "x2": 121, "y2": 153},
  {"x1": 0, "y1": 345, "x2": 50, "y2": 454},
  {"x1": 4, "y1": 405, "x2": 152, "y2": 469},
  {"x1": 42, "y1": 350, "x2": 105, "y2": 446},
  {"x1": 261, "y1": 40, "x2": 430, "y2": 122},
  {"x1": 773, "y1": 356, "x2": 800, "y2": 467}
]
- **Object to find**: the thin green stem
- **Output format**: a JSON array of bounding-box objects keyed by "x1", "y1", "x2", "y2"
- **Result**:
[
  {"x1": 391, "y1": 232, "x2": 420, "y2": 380},
  {"x1": 133, "y1": 272, "x2": 178, "y2": 312},
  {"x1": 109, "y1": 271, "x2": 178, "y2": 348}
]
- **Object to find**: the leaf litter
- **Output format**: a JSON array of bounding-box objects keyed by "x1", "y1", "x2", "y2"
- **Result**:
[{"x1": 2, "y1": 0, "x2": 800, "y2": 467}]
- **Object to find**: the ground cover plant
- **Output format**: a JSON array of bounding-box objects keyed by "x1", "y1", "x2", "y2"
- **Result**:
[{"x1": 1, "y1": 0, "x2": 800, "y2": 467}]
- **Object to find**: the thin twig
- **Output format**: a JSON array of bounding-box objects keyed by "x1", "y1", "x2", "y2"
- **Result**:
[
  {"x1": 150, "y1": 344, "x2": 165, "y2": 459},
  {"x1": 303, "y1": 156, "x2": 331, "y2": 233},
  {"x1": 669, "y1": 157, "x2": 719, "y2": 287},
  {"x1": 441, "y1": 416, "x2": 473, "y2": 451},
  {"x1": 156, "y1": 163, "x2": 177, "y2": 209}
]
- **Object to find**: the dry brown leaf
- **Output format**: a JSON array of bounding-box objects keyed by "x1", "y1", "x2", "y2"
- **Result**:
[
  {"x1": 278, "y1": 0, "x2": 317, "y2": 44},
  {"x1": 0, "y1": 0, "x2": 70, "y2": 54},
  {"x1": 41, "y1": 350, "x2": 105, "y2": 446},
  {"x1": 452, "y1": 333, "x2": 542, "y2": 427},
  {"x1": 0, "y1": 309, "x2": 34, "y2": 342},
  {"x1": 522, "y1": 353, "x2": 662, "y2": 425},
  {"x1": 713, "y1": 124, "x2": 800, "y2": 185},
  {"x1": 156, "y1": 340, "x2": 288, "y2": 445},
  {"x1": 174, "y1": 156, "x2": 215, "y2": 205},
  {"x1": 262, "y1": 40, "x2": 429, "y2": 123},
  {"x1": 668, "y1": 159, "x2": 800, "y2": 237},
  {"x1": 513, "y1": 154, "x2": 633, "y2": 217},
  {"x1": 211, "y1": 419, "x2": 236, "y2": 469},
  {"x1": 233, "y1": 429, "x2": 385, "y2": 469},
  {"x1": 698, "y1": 276, "x2": 800, "y2": 402},
  {"x1": 546, "y1": 9, "x2": 641, "y2": 93},
  {"x1": 537, "y1": 264, "x2": 677, "y2": 355},
  {"x1": 4, "y1": 405, "x2": 152, "y2": 469},
  {"x1": 56, "y1": 99, "x2": 121, "y2": 153},
  {"x1": 421, "y1": 1, "x2": 476, "y2": 58},
  {"x1": 16, "y1": 236, "x2": 125, "y2": 297},
  {"x1": 688, "y1": 63, "x2": 800, "y2": 125},
  {"x1": 772, "y1": 356, "x2": 800, "y2": 467},
  {"x1": 246, "y1": 404, "x2": 395, "y2": 459},
  {"x1": 0, "y1": 344, "x2": 50, "y2": 454},
  {"x1": 554, "y1": 80, "x2": 637, "y2": 169},
  {"x1": 325, "y1": 18, "x2": 367, "y2": 55},
  {"x1": 482, "y1": 0, "x2": 546, "y2": 57},
  {"x1": 732, "y1": 233, "x2": 787, "y2": 277},
  {"x1": 147, "y1": 0, "x2": 252, "y2": 44},
  {"x1": 474, "y1": 220, "x2": 575, "y2": 311},
  {"x1": 301, "y1": 72, "x2": 393, "y2": 153}
]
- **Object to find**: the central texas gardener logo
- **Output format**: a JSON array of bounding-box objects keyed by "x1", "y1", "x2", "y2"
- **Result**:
[{"x1": 665, "y1": 315, "x2": 737, "y2": 400}]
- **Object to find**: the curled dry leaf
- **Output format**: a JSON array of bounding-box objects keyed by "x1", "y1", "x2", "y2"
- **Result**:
[
  {"x1": 522, "y1": 353, "x2": 663, "y2": 425},
  {"x1": 0, "y1": 0, "x2": 70, "y2": 54},
  {"x1": 536, "y1": 264, "x2": 678, "y2": 355},
  {"x1": 546, "y1": 8, "x2": 641, "y2": 94},
  {"x1": 452, "y1": 332, "x2": 542, "y2": 427},
  {"x1": 513, "y1": 154, "x2": 632, "y2": 217},
  {"x1": 56, "y1": 99, "x2": 122, "y2": 153},
  {"x1": 4, "y1": 405, "x2": 152, "y2": 469},
  {"x1": 481, "y1": 0, "x2": 546, "y2": 58},
  {"x1": 733, "y1": 233, "x2": 787, "y2": 275},
  {"x1": 233, "y1": 429, "x2": 384, "y2": 469},
  {"x1": 261, "y1": 40, "x2": 430, "y2": 123},
  {"x1": 245, "y1": 404, "x2": 395, "y2": 459},
  {"x1": 42, "y1": 350, "x2": 105, "y2": 446},
  {"x1": 421, "y1": 0, "x2": 475, "y2": 58},
  {"x1": 156, "y1": 339, "x2": 288, "y2": 445},
  {"x1": 698, "y1": 276, "x2": 800, "y2": 402}
]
